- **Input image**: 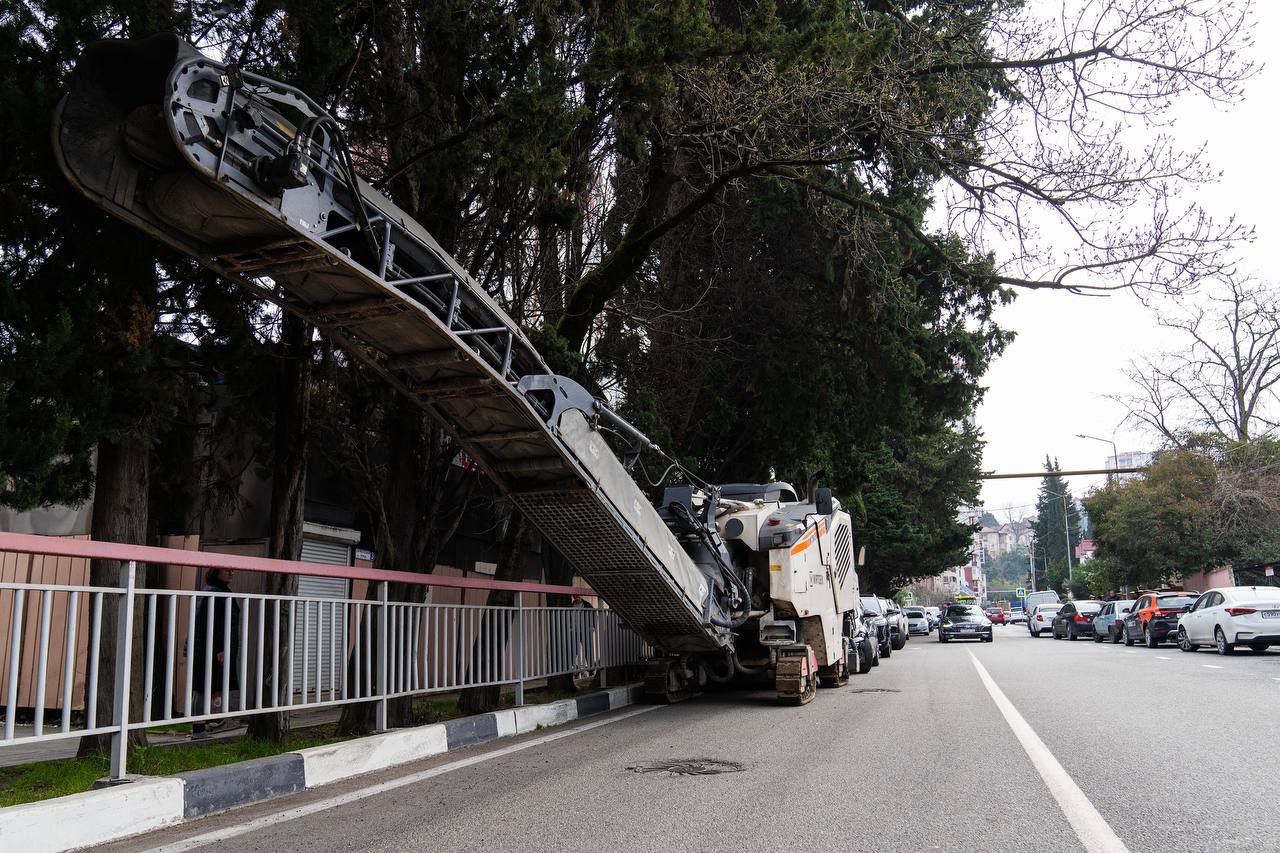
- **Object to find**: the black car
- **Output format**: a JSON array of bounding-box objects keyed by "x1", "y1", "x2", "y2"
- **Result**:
[
  {"x1": 847, "y1": 612, "x2": 880, "y2": 673},
  {"x1": 938, "y1": 604, "x2": 994, "y2": 643},
  {"x1": 859, "y1": 595, "x2": 893, "y2": 658},
  {"x1": 1051, "y1": 600, "x2": 1104, "y2": 640}
]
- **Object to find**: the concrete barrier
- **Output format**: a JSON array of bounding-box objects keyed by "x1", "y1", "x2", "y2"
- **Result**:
[
  {"x1": 178, "y1": 753, "x2": 306, "y2": 818},
  {"x1": 293, "y1": 724, "x2": 449, "y2": 788},
  {"x1": 0, "y1": 776, "x2": 184, "y2": 853},
  {"x1": 512, "y1": 700, "x2": 577, "y2": 734}
]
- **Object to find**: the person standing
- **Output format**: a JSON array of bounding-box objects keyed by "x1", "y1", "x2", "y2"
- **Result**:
[
  {"x1": 569, "y1": 594, "x2": 596, "y2": 672},
  {"x1": 189, "y1": 567, "x2": 240, "y2": 739}
]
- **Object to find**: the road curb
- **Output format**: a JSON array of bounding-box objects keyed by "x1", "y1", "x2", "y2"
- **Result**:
[
  {"x1": 177, "y1": 753, "x2": 306, "y2": 818},
  {"x1": 3, "y1": 682, "x2": 644, "y2": 851},
  {"x1": 0, "y1": 776, "x2": 185, "y2": 853}
]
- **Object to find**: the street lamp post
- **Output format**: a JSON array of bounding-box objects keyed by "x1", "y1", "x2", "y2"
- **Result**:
[{"x1": 1076, "y1": 433, "x2": 1120, "y2": 483}]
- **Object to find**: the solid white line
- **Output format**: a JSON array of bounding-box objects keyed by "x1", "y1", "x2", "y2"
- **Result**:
[
  {"x1": 142, "y1": 705, "x2": 661, "y2": 853},
  {"x1": 969, "y1": 652, "x2": 1129, "y2": 853},
  {"x1": 1202, "y1": 664, "x2": 1223, "y2": 669}
]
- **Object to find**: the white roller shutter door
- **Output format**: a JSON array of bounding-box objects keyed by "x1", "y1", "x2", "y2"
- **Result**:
[{"x1": 293, "y1": 539, "x2": 352, "y2": 694}]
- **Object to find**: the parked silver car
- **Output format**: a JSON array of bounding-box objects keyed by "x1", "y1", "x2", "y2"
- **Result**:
[
  {"x1": 882, "y1": 597, "x2": 909, "y2": 650},
  {"x1": 1092, "y1": 600, "x2": 1135, "y2": 643}
]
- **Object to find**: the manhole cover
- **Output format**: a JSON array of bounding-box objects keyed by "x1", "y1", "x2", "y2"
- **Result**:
[
  {"x1": 626, "y1": 758, "x2": 746, "y2": 776},
  {"x1": 848, "y1": 688, "x2": 900, "y2": 694}
]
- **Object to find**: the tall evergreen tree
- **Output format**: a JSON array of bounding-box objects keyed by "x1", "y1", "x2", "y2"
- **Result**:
[{"x1": 1032, "y1": 457, "x2": 1083, "y2": 587}]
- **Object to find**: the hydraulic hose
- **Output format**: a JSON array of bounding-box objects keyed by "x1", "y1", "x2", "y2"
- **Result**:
[{"x1": 668, "y1": 500, "x2": 751, "y2": 629}]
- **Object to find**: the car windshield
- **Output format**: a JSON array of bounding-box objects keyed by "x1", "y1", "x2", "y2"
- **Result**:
[
  {"x1": 1157, "y1": 595, "x2": 1197, "y2": 609},
  {"x1": 1037, "y1": 606, "x2": 1061, "y2": 615},
  {"x1": 860, "y1": 597, "x2": 883, "y2": 613},
  {"x1": 905, "y1": 609, "x2": 925, "y2": 618},
  {"x1": 1076, "y1": 602, "x2": 1103, "y2": 613},
  {"x1": 946, "y1": 606, "x2": 983, "y2": 620}
]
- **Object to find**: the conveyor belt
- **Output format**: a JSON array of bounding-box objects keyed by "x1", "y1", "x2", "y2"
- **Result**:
[{"x1": 55, "y1": 34, "x2": 726, "y2": 654}]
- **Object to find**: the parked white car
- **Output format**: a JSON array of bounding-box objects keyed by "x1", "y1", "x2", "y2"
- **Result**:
[
  {"x1": 1028, "y1": 604, "x2": 1061, "y2": 637},
  {"x1": 1177, "y1": 586, "x2": 1280, "y2": 655},
  {"x1": 1006, "y1": 608, "x2": 1027, "y2": 625},
  {"x1": 904, "y1": 607, "x2": 932, "y2": 635}
]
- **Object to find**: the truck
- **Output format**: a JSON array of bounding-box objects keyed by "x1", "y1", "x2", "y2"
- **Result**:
[{"x1": 53, "y1": 34, "x2": 865, "y2": 705}]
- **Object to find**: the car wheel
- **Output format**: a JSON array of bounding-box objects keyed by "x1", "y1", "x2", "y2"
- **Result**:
[
  {"x1": 881, "y1": 641, "x2": 892, "y2": 659},
  {"x1": 1111, "y1": 626, "x2": 1122, "y2": 644},
  {"x1": 1123, "y1": 626, "x2": 1135, "y2": 647},
  {"x1": 1177, "y1": 627, "x2": 1197, "y2": 652},
  {"x1": 858, "y1": 639, "x2": 876, "y2": 673},
  {"x1": 1093, "y1": 631, "x2": 1104, "y2": 643},
  {"x1": 1215, "y1": 626, "x2": 1234, "y2": 656},
  {"x1": 1144, "y1": 624, "x2": 1159, "y2": 648},
  {"x1": 1053, "y1": 627, "x2": 1062, "y2": 640},
  {"x1": 1249, "y1": 642, "x2": 1270, "y2": 653}
]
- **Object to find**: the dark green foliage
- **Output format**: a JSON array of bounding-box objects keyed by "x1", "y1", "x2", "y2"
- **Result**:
[
  {"x1": 1085, "y1": 439, "x2": 1280, "y2": 591},
  {"x1": 1031, "y1": 457, "x2": 1083, "y2": 582}
]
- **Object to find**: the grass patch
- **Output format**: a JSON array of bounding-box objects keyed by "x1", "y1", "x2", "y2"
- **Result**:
[{"x1": 0, "y1": 732, "x2": 338, "y2": 807}]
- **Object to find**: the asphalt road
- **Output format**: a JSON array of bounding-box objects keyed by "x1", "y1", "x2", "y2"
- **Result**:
[{"x1": 107, "y1": 626, "x2": 1280, "y2": 853}]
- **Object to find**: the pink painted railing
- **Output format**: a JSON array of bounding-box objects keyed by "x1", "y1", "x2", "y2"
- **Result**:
[{"x1": 0, "y1": 533, "x2": 643, "y2": 779}]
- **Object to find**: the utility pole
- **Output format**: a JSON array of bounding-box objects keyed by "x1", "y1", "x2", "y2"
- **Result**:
[
  {"x1": 1028, "y1": 536, "x2": 1036, "y2": 591},
  {"x1": 1061, "y1": 493, "x2": 1074, "y2": 584}
]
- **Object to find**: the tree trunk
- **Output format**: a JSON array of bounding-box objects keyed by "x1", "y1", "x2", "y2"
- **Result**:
[
  {"x1": 542, "y1": 545, "x2": 577, "y2": 695},
  {"x1": 247, "y1": 313, "x2": 312, "y2": 742},
  {"x1": 77, "y1": 437, "x2": 150, "y2": 756},
  {"x1": 337, "y1": 407, "x2": 472, "y2": 735},
  {"x1": 456, "y1": 513, "x2": 527, "y2": 715}
]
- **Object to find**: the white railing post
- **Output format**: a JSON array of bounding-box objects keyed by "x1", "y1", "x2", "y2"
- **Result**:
[
  {"x1": 599, "y1": 611, "x2": 609, "y2": 689},
  {"x1": 109, "y1": 561, "x2": 137, "y2": 780},
  {"x1": 514, "y1": 596, "x2": 525, "y2": 707},
  {"x1": 376, "y1": 582, "x2": 388, "y2": 732}
]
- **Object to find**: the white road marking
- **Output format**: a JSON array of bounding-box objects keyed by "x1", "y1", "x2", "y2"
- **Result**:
[
  {"x1": 141, "y1": 705, "x2": 661, "y2": 852},
  {"x1": 1202, "y1": 664, "x2": 1223, "y2": 669},
  {"x1": 969, "y1": 652, "x2": 1129, "y2": 853},
  {"x1": 1156, "y1": 656, "x2": 1171, "y2": 660}
]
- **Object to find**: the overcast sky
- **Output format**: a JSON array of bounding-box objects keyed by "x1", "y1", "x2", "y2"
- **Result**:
[{"x1": 975, "y1": 1, "x2": 1279, "y2": 521}]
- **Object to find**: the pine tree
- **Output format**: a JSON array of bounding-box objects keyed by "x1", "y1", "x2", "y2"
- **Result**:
[{"x1": 1032, "y1": 457, "x2": 1083, "y2": 589}]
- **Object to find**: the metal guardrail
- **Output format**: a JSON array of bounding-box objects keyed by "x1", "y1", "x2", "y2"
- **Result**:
[{"x1": 0, "y1": 533, "x2": 646, "y2": 779}]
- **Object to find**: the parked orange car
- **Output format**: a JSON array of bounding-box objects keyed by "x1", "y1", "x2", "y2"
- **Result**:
[{"x1": 1122, "y1": 591, "x2": 1200, "y2": 648}]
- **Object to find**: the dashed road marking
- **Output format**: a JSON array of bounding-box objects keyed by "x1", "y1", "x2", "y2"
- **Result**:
[
  {"x1": 969, "y1": 652, "x2": 1129, "y2": 853},
  {"x1": 1156, "y1": 656, "x2": 1171, "y2": 660},
  {"x1": 1202, "y1": 664, "x2": 1224, "y2": 669}
]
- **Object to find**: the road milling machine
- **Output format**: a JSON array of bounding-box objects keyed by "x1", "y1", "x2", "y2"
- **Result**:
[{"x1": 54, "y1": 34, "x2": 865, "y2": 704}]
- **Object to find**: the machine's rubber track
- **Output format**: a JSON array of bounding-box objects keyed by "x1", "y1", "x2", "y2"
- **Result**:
[{"x1": 775, "y1": 645, "x2": 818, "y2": 705}]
